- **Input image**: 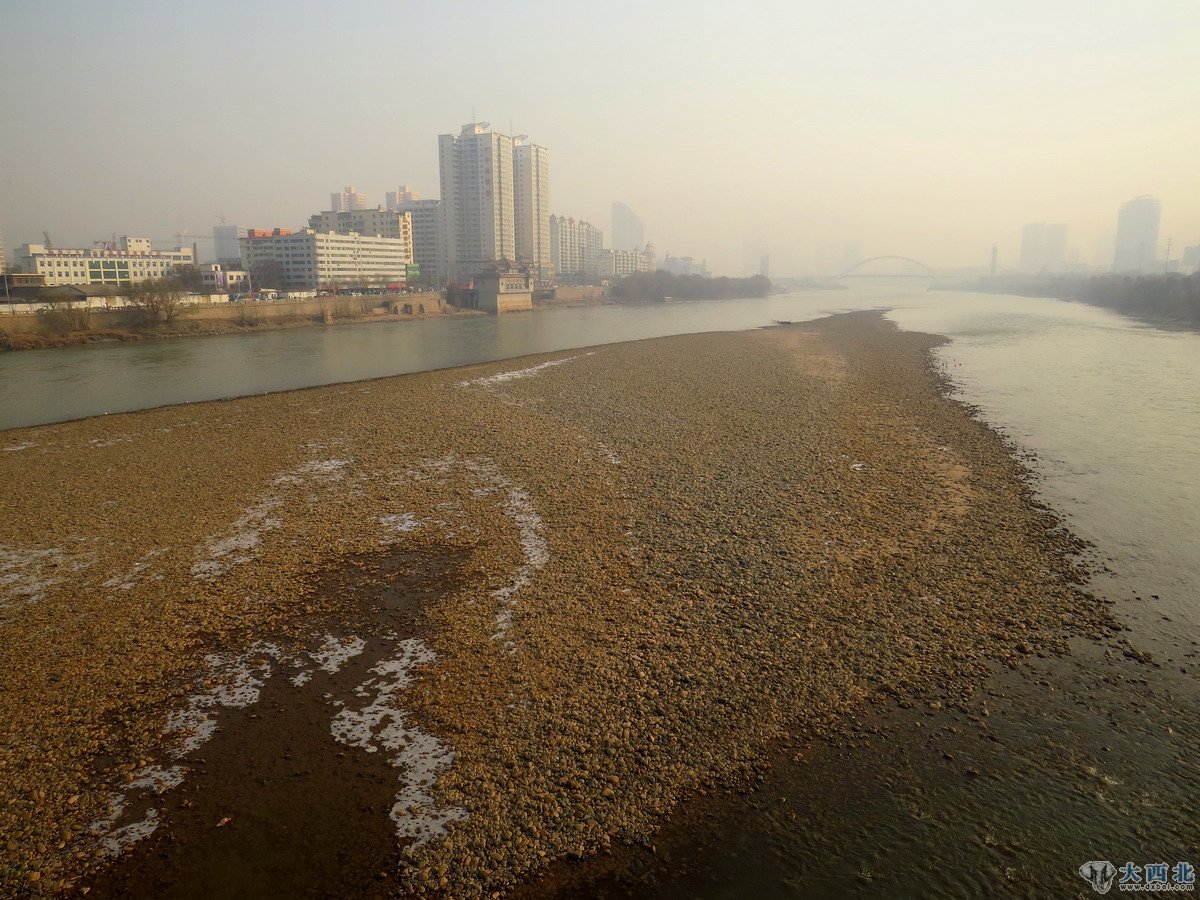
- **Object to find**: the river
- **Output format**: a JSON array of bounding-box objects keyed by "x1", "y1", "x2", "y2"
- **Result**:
[{"x1": 4, "y1": 285, "x2": 1198, "y2": 896}]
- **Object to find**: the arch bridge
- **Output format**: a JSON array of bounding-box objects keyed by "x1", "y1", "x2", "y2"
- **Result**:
[{"x1": 837, "y1": 256, "x2": 939, "y2": 279}]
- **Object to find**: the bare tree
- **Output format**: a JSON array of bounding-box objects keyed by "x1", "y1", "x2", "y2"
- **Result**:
[{"x1": 127, "y1": 278, "x2": 185, "y2": 325}]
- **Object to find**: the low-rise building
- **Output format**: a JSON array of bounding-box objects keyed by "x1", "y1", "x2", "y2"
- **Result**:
[
  {"x1": 199, "y1": 263, "x2": 249, "y2": 293},
  {"x1": 474, "y1": 260, "x2": 533, "y2": 313},
  {"x1": 240, "y1": 228, "x2": 412, "y2": 290},
  {"x1": 18, "y1": 236, "x2": 194, "y2": 287}
]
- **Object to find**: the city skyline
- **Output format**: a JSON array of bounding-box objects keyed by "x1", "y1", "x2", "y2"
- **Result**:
[{"x1": 1, "y1": 1, "x2": 1198, "y2": 276}]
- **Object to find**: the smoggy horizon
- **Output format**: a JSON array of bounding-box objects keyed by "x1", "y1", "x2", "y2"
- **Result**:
[{"x1": 1, "y1": 0, "x2": 1197, "y2": 277}]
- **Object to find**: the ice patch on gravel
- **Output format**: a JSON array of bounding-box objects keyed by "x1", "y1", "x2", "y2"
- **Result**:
[
  {"x1": 379, "y1": 512, "x2": 421, "y2": 542},
  {"x1": 95, "y1": 807, "x2": 160, "y2": 857},
  {"x1": 461, "y1": 460, "x2": 549, "y2": 644},
  {"x1": 89, "y1": 435, "x2": 132, "y2": 448},
  {"x1": 165, "y1": 643, "x2": 279, "y2": 754},
  {"x1": 104, "y1": 548, "x2": 169, "y2": 591},
  {"x1": 191, "y1": 498, "x2": 283, "y2": 580},
  {"x1": 459, "y1": 356, "x2": 578, "y2": 387},
  {"x1": 308, "y1": 634, "x2": 366, "y2": 674},
  {"x1": 192, "y1": 456, "x2": 355, "y2": 580},
  {"x1": 92, "y1": 628, "x2": 465, "y2": 856},
  {"x1": 331, "y1": 639, "x2": 467, "y2": 846},
  {"x1": 597, "y1": 441, "x2": 622, "y2": 466},
  {"x1": 2, "y1": 442, "x2": 34, "y2": 452},
  {"x1": 0, "y1": 545, "x2": 91, "y2": 612}
]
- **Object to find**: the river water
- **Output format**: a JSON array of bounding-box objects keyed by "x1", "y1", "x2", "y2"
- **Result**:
[{"x1": 4, "y1": 285, "x2": 1198, "y2": 896}]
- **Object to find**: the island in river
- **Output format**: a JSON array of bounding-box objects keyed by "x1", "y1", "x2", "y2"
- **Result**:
[{"x1": 0, "y1": 311, "x2": 1112, "y2": 897}]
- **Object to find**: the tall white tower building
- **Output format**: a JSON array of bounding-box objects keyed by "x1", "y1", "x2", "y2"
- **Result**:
[
  {"x1": 513, "y1": 139, "x2": 551, "y2": 282},
  {"x1": 438, "y1": 123, "x2": 515, "y2": 279}
]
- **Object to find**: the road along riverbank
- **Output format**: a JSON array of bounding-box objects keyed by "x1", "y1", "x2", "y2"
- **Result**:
[{"x1": 0, "y1": 311, "x2": 1112, "y2": 896}]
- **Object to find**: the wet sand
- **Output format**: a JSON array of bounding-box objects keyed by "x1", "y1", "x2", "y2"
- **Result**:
[{"x1": 0, "y1": 312, "x2": 1111, "y2": 896}]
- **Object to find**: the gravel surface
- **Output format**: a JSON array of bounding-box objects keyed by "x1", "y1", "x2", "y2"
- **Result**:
[{"x1": 0, "y1": 312, "x2": 1110, "y2": 896}]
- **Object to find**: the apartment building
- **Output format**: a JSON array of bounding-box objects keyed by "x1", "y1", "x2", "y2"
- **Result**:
[
  {"x1": 18, "y1": 236, "x2": 194, "y2": 287},
  {"x1": 240, "y1": 228, "x2": 411, "y2": 290},
  {"x1": 549, "y1": 215, "x2": 603, "y2": 280},
  {"x1": 439, "y1": 123, "x2": 515, "y2": 279},
  {"x1": 596, "y1": 243, "x2": 657, "y2": 277},
  {"x1": 514, "y1": 139, "x2": 551, "y2": 281}
]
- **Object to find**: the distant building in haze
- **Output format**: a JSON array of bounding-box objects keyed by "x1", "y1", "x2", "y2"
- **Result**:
[
  {"x1": 660, "y1": 254, "x2": 709, "y2": 277},
  {"x1": 213, "y1": 224, "x2": 248, "y2": 266},
  {"x1": 1019, "y1": 223, "x2": 1068, "y2": 273},
  {"x1": 1113, "y1": 196, "x2": 1161, "y2": 273},
  {"x1": 611, "y1": 202, "x2": 644, "y2": 252},
  {"x1": 385, "y1": 185, "x2": 421, "y2": 209},
  {"x1": 513, "y1": 139, "x2": 551, "y2": 282},
  {"x1": 439, "y1": 123, "x2": 516, "y2": 279},
  {"x1": 596, "y1": 244, "x2": 656, "y2": 278},
  {"x1": 1183, "y1": 245, "x2": 1200, "y2": 273},
  {"x1": 330, "y1": 186, "x2": 369, "y2": 212}
]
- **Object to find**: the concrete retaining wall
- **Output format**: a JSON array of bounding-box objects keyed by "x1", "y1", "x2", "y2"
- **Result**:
[{"x1": 0, "y1": 292, "x2": 448, "y2": 335}]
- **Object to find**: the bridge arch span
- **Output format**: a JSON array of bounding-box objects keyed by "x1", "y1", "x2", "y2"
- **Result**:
[{"x1": 837, "y1": 256, "x2": 938, "y2": 279}]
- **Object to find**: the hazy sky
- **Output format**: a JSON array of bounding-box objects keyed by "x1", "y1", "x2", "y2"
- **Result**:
[{"x1": 1, "y1": 0, "x2": 1197, "y2": 275}]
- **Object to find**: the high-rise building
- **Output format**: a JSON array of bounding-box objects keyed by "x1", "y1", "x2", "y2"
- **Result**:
[
  {"x1": 330, "y1": 186, "x2": 369, "y2": 212},
  {"x1": 392, "y1": 199, "x2": 448, "y2": 285},
  {"x1": 213, "y1": 224, "x2": 248, "y2": 266},
  {"x1": 439, "y1": 123, "x2": 515, "y2": 279},
  {"x1": 611, "y1": 202, "x2": 644, "y2": 252},
  {"x1": 1183, "y1": 245, "x2": 1200, "y2": 273},
  {"x1": 514, "y1": 139, "x2": 551, "y2": 282},
  {"x1": 385, "y1": 186, "x2": 421, "y2": 209},
  {"x1": 549, "y1": 215, "x2": 603, "y2": 280},
  {"x1": 1113, "y1": 196, "x2": 1161, "y2": 273},
  {"x1": 1019, "y1": 223, "x2": 1068, "y2": 273},
  {"x1": 0, "y1": 223, "x2": 6, "y2": 274}
]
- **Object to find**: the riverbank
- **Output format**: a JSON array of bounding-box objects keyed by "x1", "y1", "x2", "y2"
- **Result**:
[
  {"x1": 939, "y1": 273, "x2": 1200, "y2": 332},
  {"x1": 0, "y1": 312, "x2": 1112, "y2": 896},
  {"x1": 0, "y1": 291, "x2": 458, "y2": 351}
]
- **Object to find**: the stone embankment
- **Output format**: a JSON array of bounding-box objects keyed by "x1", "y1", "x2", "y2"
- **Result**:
[
  {"x1": 0, "y1": 292, "x2": 453, "y2": 349},
  {"x1": 0, "y1": 312, "x2": 1108, "y2": 896}
]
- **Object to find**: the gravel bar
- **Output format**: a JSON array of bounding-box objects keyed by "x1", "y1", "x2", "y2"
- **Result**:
[{"x1": 0, "y1": 311, "x2": 1111, "y2": 896}]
